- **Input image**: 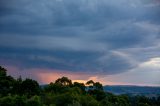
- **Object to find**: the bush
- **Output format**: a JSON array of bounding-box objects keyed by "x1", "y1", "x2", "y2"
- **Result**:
[
  {"x1": 0, "y1": 95, "x2": 27, "y2": 106},
  {"x1": 26, "y1": 95, "x2": 42, "y2": 106}
]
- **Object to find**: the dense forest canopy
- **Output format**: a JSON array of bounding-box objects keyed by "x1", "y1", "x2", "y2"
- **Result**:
[{"x1": 0, "y1": 66, "x2": 160, "y2": 106}]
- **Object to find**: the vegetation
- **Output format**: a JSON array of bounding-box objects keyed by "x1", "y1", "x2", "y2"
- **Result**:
[{"x1": 0, "y1": 66, "x2": 160, "y2": 106}]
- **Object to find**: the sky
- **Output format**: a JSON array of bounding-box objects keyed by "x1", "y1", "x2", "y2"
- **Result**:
[{"x1": 0, "y1": 0, "x2": 160, "y2": 86}]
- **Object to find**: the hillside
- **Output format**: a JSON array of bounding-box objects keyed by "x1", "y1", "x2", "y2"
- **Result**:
[{"x1": 104, "y1": 85, "x2": 160, "y2": 97}]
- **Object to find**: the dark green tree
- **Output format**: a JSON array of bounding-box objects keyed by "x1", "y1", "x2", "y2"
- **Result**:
[
  {"x1": 26, "y1": 95, "x2": 42, "y2": 106},
  {"x1": 137, "y1": 96, "x2": 151, "y2": 106},
  {"x1": 45, "y1": 82, "x2": 64, "y2": 93},
  {"x1": 21, "y1": 78, "x2": 40, "y2": 97},
  {"x1": 0, "y1": 66, "x2": 15, "y2": 96},
  {"x1": 94, "y1": 82, "x2": 103, "y2": 91},
  {"x1": 86, "y1": 80, "x2": 94, "y2": 89},
  {"x1": 86, "y1": 80, "x2": 105, "y2": 101},
  {"x1": 12, "y1": 76, "x2": 23, "y2": 95},
  {"x1": 157, "y1": 96, "x2": 160, "y2": 105},
  {"x1": 55, "y1": 76, "x2": 72, "y2": 86},
  {"x1": 0, "y1": 66, "x2": 7, "y2": 77},
  {"x1": 73, "y1": 82, "x2": 86, "y2": 93}
]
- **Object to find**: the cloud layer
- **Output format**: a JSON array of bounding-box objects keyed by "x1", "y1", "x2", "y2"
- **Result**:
[{"x1": 0, "y1": 0, "x2": 160, "y2": 85}]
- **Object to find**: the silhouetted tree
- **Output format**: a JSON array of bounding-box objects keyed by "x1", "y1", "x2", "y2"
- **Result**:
[
  {"x1": 12, "y1": 76, "x2": 23, "y2": 95},
  {"x1": 1, "y1": 65, "x2": 160, "y2": 106},
  {"x1": 73, "y1": 82, "x2": 85, "y2": 93},
  {"x1": 0, "y1": 66, "x2": 15, "y2": 96},
  {"x1": 94, "y1": 82, "x2": 103, "y2": 91},
  {"x1": 21, "y1": 78, "x2": 40, "y2": 97},
  {"x1": 157, "y1": 96, "x2": 160, "y2": 105},
  {"x1": 55, "y1": 77, "x2": 72, "y2": 86},
  {"x1": 45, "y1": 82, "x2": 65, "y2": 93},
  {"x1": 86, "y1": 80, "x2": 94, "y2": 89},
  {"x1": 0, "y1": 66, "x2": 7, "y2": 77},
  {"x1": 86, "y1": 80, "x2": 105, "y2": 101}
]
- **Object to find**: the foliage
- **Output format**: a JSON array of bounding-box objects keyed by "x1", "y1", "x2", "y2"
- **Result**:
[
  {"x1": 21, "y1": 78, "x2": 40, "y2": 97},
  {"x1": 0, "y1": 66, "x2": 15, "y2": 96},
  {"x1": 73, "y1": 82, "x2": 86, "y2": 93},
  {"x1": 26, "y1": 95, "x2": 42, "y2": 106},
  {"x1": 55, "y1": 76, "x2": 72, "y2": 86},
  {"x1": 0, "y1": 66, "x2": 159, "y2": 106},
  {"x1": 0, "y1": 66, "x2": 7, "y2": 77},
  {"x1": 0, "y1": 95, "x2": 27, "y2": 106}
]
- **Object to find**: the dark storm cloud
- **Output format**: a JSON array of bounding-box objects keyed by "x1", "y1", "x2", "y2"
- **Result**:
[
  {"x1": 0, "y1": 46, "x2": 135, "y2": 75},
  {"x1": 0, "y1": 0, "x2": 160, "y2": 75}
]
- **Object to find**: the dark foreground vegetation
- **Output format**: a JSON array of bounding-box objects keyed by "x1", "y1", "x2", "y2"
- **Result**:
[{"x1": 0, "y1": 66, "x2": 160, "y2": 106}]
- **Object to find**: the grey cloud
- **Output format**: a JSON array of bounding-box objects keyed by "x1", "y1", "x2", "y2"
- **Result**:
[
  {"x1": 1, "y1": 0, "x2": 159, "y2": 35},
  {"x1": 0, "y1": 47, "x2": 136, "y2": 75},
  {"x1": 0, "y1": 0, "x2": 160, "y2": 76}
]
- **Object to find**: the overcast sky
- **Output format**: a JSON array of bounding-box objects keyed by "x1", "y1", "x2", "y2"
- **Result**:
[{"x1": 0, "y1": 0, "x2": 160, "y2": 86}]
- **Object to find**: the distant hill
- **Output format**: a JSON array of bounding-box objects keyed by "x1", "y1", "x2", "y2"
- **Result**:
[
  {"x1": 104, "y1": 85, "x2": 160, "y2": 97},
  {"x1": 41, "y1": 84, "x2": 160, "y2": 97}
]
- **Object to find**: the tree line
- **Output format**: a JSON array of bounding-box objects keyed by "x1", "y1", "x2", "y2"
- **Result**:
[{"x1": 0, "y1": 66, "x2": 160, "y2": 106}]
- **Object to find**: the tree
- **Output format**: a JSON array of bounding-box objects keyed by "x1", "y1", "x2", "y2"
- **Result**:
[
  {"x1": 86, "y1": 80, "x2": 94, "y2": 89},
  {"x1": 86, "y1": 80, "x2": 103, "y2": 90},
  {"x1": 53, "y1": 92, "x2": 80, "y2": 106},
  {"x1": 0, "y1": 66, "x2": 7, "y2": 77},
  {"x1": 137, "y1": 96, "x2": 151, "y2": 106},
  {"x1": 55, "y1": 77, "x2": 72, "y2": 86},
  {"x1": 44, "y1": 82, "x2": 64, "y2": 93},
  {"x1": 26, "y1": 95, "x2": 42, "y2": 106},
  {"x1": 0, "y1": 95, "x2": 27, "y2": 106},
  {"x1": 86, "y1": 80, "x2": 105, "y2": 101},
  {"x1": 12, "y1": 76, "x2": 23, "y2": 95},
  {"x1": 80, "y1": 94, "x2": 100, "y2": 106},
  {"x1": 0, "y1": 66, "x2": 15, "y2": 96},
  {"x1": 21, "y1": 78, "x2": 40, "y2": 97},
  {"x1": 73, "y1": 82, "x2": 86, "y2": 93},
  {"x1": 94, "y1": 82, "x2": 103, "y2": 91},
  {"x1": 0, "y1": 95, "x2": 14, "y2": 106},
  {"x1": 157, "y1": 96, "x2": 160, "y2": 105}
]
